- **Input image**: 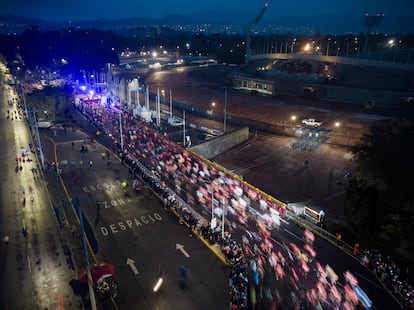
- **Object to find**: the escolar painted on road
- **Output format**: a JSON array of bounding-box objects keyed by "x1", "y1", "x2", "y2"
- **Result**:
[
  {"x1": 100, "y1": 213, "x2": 162, "y2": 236},
  {"x1": 82, "y1": 181, "x2": 120, "y2": 193}
]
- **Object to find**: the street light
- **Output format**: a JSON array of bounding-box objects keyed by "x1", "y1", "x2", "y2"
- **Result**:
[
  {"x1": 220, "y1": 196, "x2": 227, "y2": 239},
  {"x1": 210, "y1": 102, "x2": 216, "y2": 120},
  {"x1": 303, "y1": 43, "x2": 312, "y2": 53},
  {"x1": 203, "y1": 180, "x2": 217, "y2": 230},
  {"x1": 31, "y1": 109, "x2": 45, "y2": 169},
  {"x1": 224, "y1": 89, "x2": 227, "y2": 133},
  {"x1": 119, "y1": 110, "x2": 123, "y2": 151},
  {"x1": 334, "y1": 122, "x2": 341, "y2": 145},
  {"x1": 205, "y1": 181, "x2": 227, "y2": 239},
  {"x1": 290, "y1": 115, "x2": 297, "y2": 126},
  {"x1": 161, "y1": 89, "x2": 165, "y2": 103}
]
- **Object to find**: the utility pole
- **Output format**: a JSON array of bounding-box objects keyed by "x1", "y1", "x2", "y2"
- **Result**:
[
  {"x1": 157, "y1": 87, "x2": 161, "y2": 127},
  {"x1": 169, "y1": 89, "x2": 173, "y2": 118},
  {"x1": 224, "y1": 89, "x2": 227, "y2": 133},
  {"x1": 221, "y1": 196, "x2": 226, "y2": 239},
  {"x1": 20, "y1": 82, "x2": 28, "y2": 119},
  {"x1": 183, "y1": 110, "x2": 186, "y2": 147},
  {"x1": 211, "y1": 188, "x2": 215, "y2": 227},
  {"x1": 119, "y1": 110, "x2": 123, "y2": 151},
  {"x1": 31, "y1": 109, "x2": 45, "y2": 168}
]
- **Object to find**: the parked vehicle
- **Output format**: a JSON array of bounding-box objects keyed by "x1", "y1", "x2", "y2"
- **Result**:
[
  {"x1": 37, "y1": 121, "x2": 52, "y2": 129},
  {"x1": 168, "y1": 117, "x2": 184, "y2": 127},
  {"x1": 301, "y1": 118, "x2": 322, "y2": 127}
]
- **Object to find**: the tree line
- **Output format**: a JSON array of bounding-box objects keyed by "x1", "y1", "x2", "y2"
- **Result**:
[{"x1": 345, "y1": 117, "x2": 414, "y2": 270}]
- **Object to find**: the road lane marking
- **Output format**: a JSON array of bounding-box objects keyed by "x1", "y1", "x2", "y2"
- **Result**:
[
  {"x1": 27, "y1": 255, "x2": 31, "y2": 274},
  {"x1": 176, "y1": 243, "x2": 190, "y2": 258},
  {"x1": 283, "y1": 228, "x2": 302, "y2": 242},
  {"x1": 126, "y1": 258, "x2": 139, "y2": 275}
]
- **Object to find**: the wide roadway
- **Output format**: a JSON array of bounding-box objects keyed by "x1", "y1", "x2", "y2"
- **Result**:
[
  {"x1": 40, "y1": 127, "x2": 230, "y2": 309},
  {"x1": 41, "y1": 113, "x2": 399, "y2": 309}
]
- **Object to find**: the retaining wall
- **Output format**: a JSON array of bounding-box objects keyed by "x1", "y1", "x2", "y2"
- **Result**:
[{"x1": 190, "y1": 127, "x2": 249, "y2": 160}]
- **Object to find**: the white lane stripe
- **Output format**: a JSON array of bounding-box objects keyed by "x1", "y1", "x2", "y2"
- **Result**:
[{"x1": 27, "y1": 255, "x2": 31, "y2": 274}]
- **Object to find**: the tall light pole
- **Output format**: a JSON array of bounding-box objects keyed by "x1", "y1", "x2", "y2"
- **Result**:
[
  {"x1": 119, "y1": 110, "x2": 123, "y2": 151},
  {"x1": 32, "y1": 109, "x2": 45, "y2": 168},
  {"x1": 156, "y1": 87, "x2": 161, "y2": 127},
  {"x1": 334, "y1": 121, "x2": 341, "y2": 145},
  {"x1": 326, "y1": 38, "x2": 331, "y2": 56},
  {"x1": 211, "y1": 187, "x2": 215, "y2": 229},
  {"x1": 183, "y1": 110, "x2": 186, "y2": 147},
  {"x1": 210, "y1": 101, "x2": 216, "y2": 121},
  {"x1": 204, "y1": 180, "x2": 217, "y2": 230},
  {"x1": 169, "y1": 89, "x2": 173, "y2": 118},
  {"x1": 223, "y1": 89, "x2": 227, "y2": 133},
  {"x1": 220, "y1": 196, "x2": 226, "y2": 239},
  {"x1": 20, "y1": 83, "x2": 28, "y2": 119}
]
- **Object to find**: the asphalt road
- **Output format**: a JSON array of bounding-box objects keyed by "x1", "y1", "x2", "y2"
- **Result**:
[
  {"x1": 40, "y1": 126, "x2": 230, "y2": 310},
  {"x1": 0, "y1": 66, "x2": 82, "y2": 309},
  {"x1": 213, "y1": 132, "x2": 355, "y2": 220}
]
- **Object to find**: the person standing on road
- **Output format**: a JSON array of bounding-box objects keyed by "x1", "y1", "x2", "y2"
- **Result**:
[
  {"x1": 180, "y1": 265, "x2": 188, "y2": 281},
  {"x1": 3, "y1": 235, "x2": 9, "y2": 245},
  {"x1": 70, "y1": 225, "x2": 76, "y2": 237}
]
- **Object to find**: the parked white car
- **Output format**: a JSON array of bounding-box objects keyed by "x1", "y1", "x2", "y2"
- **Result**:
[
  {"x1": 168, "y1": 117, "x2": 184, "y2": 127},
  {"x1": 37, "y1": 121, "x2": 53, "y2": 129},
  {"x1": 301, "y1": 118, "x2": 322, "y2": 127}
]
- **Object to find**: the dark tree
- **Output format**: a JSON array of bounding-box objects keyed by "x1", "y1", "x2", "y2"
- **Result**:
[{"x1": 344, "y1": 118, "x2": 414, "y2": 255}]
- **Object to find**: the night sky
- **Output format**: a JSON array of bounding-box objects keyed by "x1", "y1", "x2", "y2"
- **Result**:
[{"x1": 1, "y1": 0, "x2": 413, "y2": 31}]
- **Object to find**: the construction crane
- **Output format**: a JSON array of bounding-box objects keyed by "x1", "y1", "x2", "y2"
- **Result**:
[
  {"x1": 245, "y1": 2, "x2": 269, "y2": 64},
  {"x1": 363, "y1": 12, "x2": 384, "y2": 55}
]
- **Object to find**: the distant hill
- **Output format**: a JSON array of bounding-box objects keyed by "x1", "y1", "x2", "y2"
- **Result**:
[
  {"x1": 0, "y1": 14, "x2": 46, "y2": 31},
  {"x1": 0, "y1": 11, "x2": 412, "y2": 35},
  {"x1": 0, "y1": 14, "x2": 199, "y2": 34}
]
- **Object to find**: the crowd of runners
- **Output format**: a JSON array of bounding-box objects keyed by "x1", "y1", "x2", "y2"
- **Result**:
[{"x1": 74, "y1": 95, "x2": 412, "y2": 309}]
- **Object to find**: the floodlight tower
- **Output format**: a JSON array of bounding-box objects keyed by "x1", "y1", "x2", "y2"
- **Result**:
[
  {"x1": 363, "y1": 13, "x2": 384, "y2": 55},
  {"x1": 245, "y1": 2, "x2": 269, "y2": 64}
]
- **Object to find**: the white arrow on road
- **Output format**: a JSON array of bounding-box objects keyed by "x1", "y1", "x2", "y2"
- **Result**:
[
  {"x1": 176, "y1": 243, "x2": 190, "y2": 258},
  {"x1": 126, "y1": 258, "x2": 139, "y2": 275}
]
